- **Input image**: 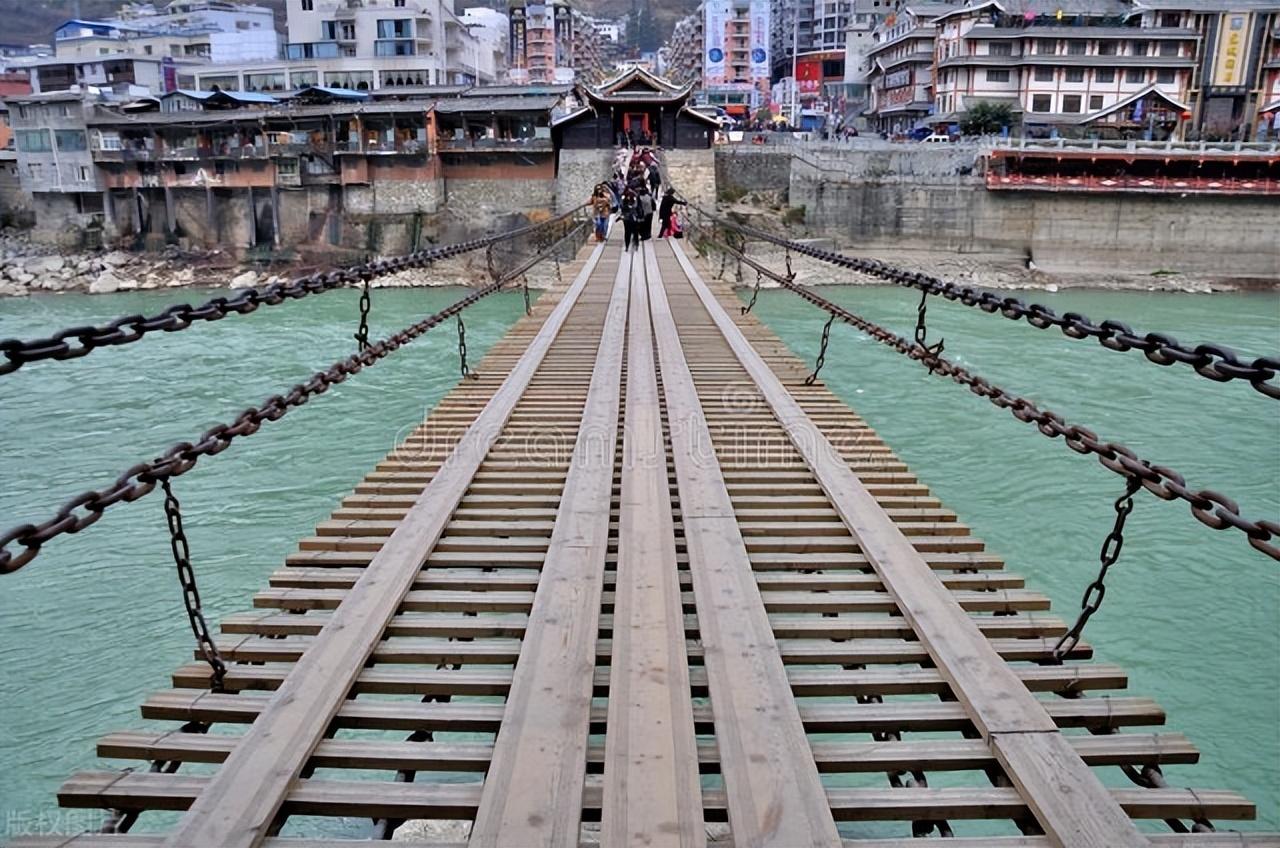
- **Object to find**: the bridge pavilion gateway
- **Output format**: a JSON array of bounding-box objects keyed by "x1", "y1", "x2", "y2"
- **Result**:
[{"x1": 553, "y1": 66, "x2": 718, "y2": 150}]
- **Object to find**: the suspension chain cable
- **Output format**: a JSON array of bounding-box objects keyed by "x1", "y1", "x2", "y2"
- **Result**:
[
  {"x1": 1050, "y1": 475, "x2": 1142, "y2": 663},
  {"x1": 457, "y1": 313, "x2": 474, "y2": 380},
  {"x1": 522, "y1": 274, "x2": 532, "y2": 316},
  {"x1": 0, "y1": 205, "x2": 588, "y2": 378},
  {"x1": 685, "y1": 201, "x2": 1279, "y2": 399},
  {"x1": 160, "y1": 478, "x2": 227, "y2": 691},
  {"x1": 691, "y1": 217, "x2": 1279, "y2": 562}
]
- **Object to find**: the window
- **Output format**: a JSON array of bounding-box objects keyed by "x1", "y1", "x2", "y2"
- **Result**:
[
  {"x1": 16, "y1": 129, "x2": 52, "y2": 152},
  {"x1": 1161, "y1": 12, "x2": 1180, "y2": 27},
  {"x1": 1031, "y1": 93, "x2": 1051, "y2": 112},
  {"x1": 1065, "y1": 68, "x2": 1084, "y2": 82},
  {"x1": 1156, "y1": 68, "x2": 1175, "y2": 84},
  {"x1": 143, "y1": 44, "x2": 153, "y2": 54},
  {"x1": 78, "y1": 165, "x2": 89, "y2": 182},
  {"x1": 1130, "y1": 40, "x2": 1148, "y2": 56},
  {"x1": 54, "y1": 130, "x2": 87, "y2": 151},
  {"x1": 1098, "y1": 41, "x2": 1117, "y2": 55},
  {"x1": 301, "y1": 0, "x2": 313, "y2": 9},
  {"x1": 1095, "y1": 67, "x2": 1115, "y2": 83},
  {"x1": 1067, "y1": 41, "x2": 1086, "y2": 55},
  {"x1": 377, "y1": 19, "x2": 412, "y2": 38},
  {"x1": 245, "y1": 72, "x2": 287, "y2": 91},
  {"x1": 1159, "y1": 41, "x2": 1179, "y2": 56},
  {"x1": 1089, "y1": 95, "x2": 1104, "y2": 110},
  {"x1": 1062, "y1": 94, "x2": 1081, "y2": 112},
  {"x1": 988, "y1": 41, "x2": 1012, "y2": 56},
  {"x1": 1034, "y1": 66, "x2": 1054, "y2": 82},
  {"x1": 289, "y1": 70, "x2": 318, "y2": 87},
  {"x1": 321, "y1": 20, "x2": 337, "y2": 39},
  {"x1": 986, "y1": 69, "x2": 1010, "y2": 82},
  {"x1": 16, "y1": 105, "x2": 27, "y2": 120},
  {"x1": 1126, "y1": 68, "x2": 1146, "y2": 84}
]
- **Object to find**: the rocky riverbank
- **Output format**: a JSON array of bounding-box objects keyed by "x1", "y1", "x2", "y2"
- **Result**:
[{"x1": 0, "y1": 229, "x2": 566, "y2": 298}]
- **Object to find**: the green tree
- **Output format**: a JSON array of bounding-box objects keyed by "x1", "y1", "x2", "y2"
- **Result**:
[{"x1": 960, "y1": 101, "x2": 1014, "y2": 135}]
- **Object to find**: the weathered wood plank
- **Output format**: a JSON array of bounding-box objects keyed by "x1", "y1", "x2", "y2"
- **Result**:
[
  {"x1": 159, "y1": 240, "x2": 610, "y2": 848},
  {"x1": 644, "y1": 241, "x2": 841, "y2": 846},
  {"x1": 469, "y1": 246, "x2": 632, "y2": 848}
]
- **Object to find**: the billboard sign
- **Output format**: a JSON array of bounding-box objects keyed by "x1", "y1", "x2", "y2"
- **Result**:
[
  {"x1": 704, "y1": 0, "x2": 729, "y2": 84},
  {"x1": 749, "y1": 0, "x2": 769, "y2": 80},
  {"x1": 1211, "y1": 11, "x2": 1253, "y2": 88}
]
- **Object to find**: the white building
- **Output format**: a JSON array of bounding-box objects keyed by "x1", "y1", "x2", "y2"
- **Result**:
[
  {"x1": 286, "y1": 0, "x2": 502, "y2": 84},
  {"x1": 53, "y1": 3, "x2": 279, "y2": 64}
]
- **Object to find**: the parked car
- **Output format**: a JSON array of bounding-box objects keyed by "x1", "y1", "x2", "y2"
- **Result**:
[{"x1": 920, "y1": 133, "x2": 954, "y2": 143}]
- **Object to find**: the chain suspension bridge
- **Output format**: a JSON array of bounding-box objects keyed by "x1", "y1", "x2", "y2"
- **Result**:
[{"x1": 1, "y1": 160, "x2": 1277, "y2": 848}]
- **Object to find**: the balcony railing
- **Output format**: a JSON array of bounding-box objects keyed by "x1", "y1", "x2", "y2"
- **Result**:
[
  {"x1": 334, "y1": 139, "x2": 428, "y2": 154},
  {"x1": 986, "y1": 172, "x2": 1280, "y2": 195},
  {"x1": 437, "y1": 136, "x2": 553, "y2": 152}
]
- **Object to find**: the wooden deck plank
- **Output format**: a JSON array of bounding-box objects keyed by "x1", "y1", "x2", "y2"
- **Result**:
[
  {"x1": 468, "y1": 247, "x2": 632, "y2": 848},
  {"x1": 601, "y1": 239, "x2": 704, "y2": 847},
  {"x1": 666, "y1": 238, "x2": 1149, "y2": 848},
  {"x1": 158, "y1": 240, "x2": 610, "y2": 848},
  {"x1": 643, "y1": 241, "x2": 841, "y2": 847}
]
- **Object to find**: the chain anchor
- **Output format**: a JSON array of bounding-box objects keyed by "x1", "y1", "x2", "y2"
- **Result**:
[
  {"x1": 913, "y1": 289, "x2": 944, "y2": 371},
  {"x1": 522, "y1": 274, "x2": 532, "y2": 316},
  {"x1": 742, "y1": 270, "x2": 763, "y2": 315},
  {"x1": 804, "y1": 313, "x2": 836, "y2": 386},
  {"x1": 1050, "y1": 475, "x2": 1142, "y2": 663},
  {"x1": 159, "y1": 478, "x2": 227, "y2": 692},
  {"x1": 353, "y1": 278, "x2": 372, "y2": 351}
]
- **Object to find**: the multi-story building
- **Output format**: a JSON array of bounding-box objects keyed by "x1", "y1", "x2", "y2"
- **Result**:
[
  {"x1": 508, "y1": 0, "x2": 575, "y2": 84},
  {"x1": 19, "y1": 55, "x2": 200, "y2": 96},
  {"x1": 664, "y1": 12, "x2": 704, "y2": 86},
  {"x1": 930, "y1": 0, "x2": 1199, "y2": 138},
  {"x1": 6, "y1": 91, "x2": 105, "y2": 236},
  {"x1": 1260, "y1": 12, "x2": 1280, "y2": 134},
  {"x1": 53, "y1": 3, "x2": 279, "y2": 64},
  {"x1": 864, "y1": 1, "x2": 945, "y2": 133},
  {"x1": 771, "y1": 0, "x2": 852, "y2": 81},
  {"x1": 286, "y1": 0, "x2": 502, "y2": 84},
  {"x1": 702, "y1": 0, "x2": 772, "y2": 117}
]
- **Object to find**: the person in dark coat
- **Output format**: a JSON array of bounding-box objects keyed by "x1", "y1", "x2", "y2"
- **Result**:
[
  {"x1": 658, "y1": 188, "x2": 686, "y2": 238},
  {"x1": 620, "y1": 190, "x2": 641, "y2": 252},
  {"x1": 647, "y1": 164, "x2": 661, "y2": 196},
  {"x1": 637, "y1": 188, "x2": 655, "y2": 241}
]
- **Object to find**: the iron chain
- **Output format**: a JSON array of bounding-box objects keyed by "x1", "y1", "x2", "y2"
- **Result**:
[
  {"x1": 353, "y1": 279, "x2": 372, "y2": 351},
  {"x1": 0, "y1": 205, "x2": 588, "y2": 377},
  {"x1": 805, "y1": 313, "x2": 836, "y2": 386},
  {"x1": 913, "y1": 289, "x2": 945, "y2": 371},
  {"x1": 741, "y1": 270, "x2": 762, "y2": 315},
  {"x1": 691, "y1": 203, "x2": 1280, "y2": 399},
  {"x1": 522, "y1": 274, "x2": 532, "y2": 316},
  {"x1": 690, "y1": 216, "x2": 1280, "y2": 562},
  {"x1": 457, "y1": 313, "x2": 472, "y2": 379},
  {"x1": 160, "y1": 479, "x2": 227, "y2": 691},
  {"x1": 1051, "y1": 475, "x2": 1142, "y2": 663}
]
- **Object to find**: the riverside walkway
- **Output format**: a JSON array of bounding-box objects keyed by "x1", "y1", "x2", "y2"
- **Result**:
[{"x1": 6, "y1": 236, "x2": 1276, "y2": 847}]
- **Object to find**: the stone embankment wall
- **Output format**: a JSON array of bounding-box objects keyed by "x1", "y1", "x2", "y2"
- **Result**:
[
  {"x1": 556, "y1": 149, "x2": 615, "y2": 213},
  {"x1": 662, "y1": 149, "x2": 717, "y2": 208},
  {"x1": 765, "y1": 143, "x2": 1279, "y2": 281}
]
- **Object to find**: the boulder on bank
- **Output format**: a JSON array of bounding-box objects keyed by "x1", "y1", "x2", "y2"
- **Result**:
[
  {"x1": 230, "y1": 270, "x2": 259, "y2": 289},
  {"x1": 90, "y1": 270, "x2": 124, "y2": 294}
]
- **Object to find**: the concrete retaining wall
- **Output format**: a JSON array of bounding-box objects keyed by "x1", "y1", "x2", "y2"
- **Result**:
[
  {"x1": 663, "y1": 149, "x2": 717, "y2": 208},
  {"x1": 778, "y1": 147, "x2": 1280, "y2": 280},
  {"x1": 556, "y1": 149, "x2": 614, "y2": 213},
  {"x1": 715, "y1": 148, "x2": 791, "y2": 193}
]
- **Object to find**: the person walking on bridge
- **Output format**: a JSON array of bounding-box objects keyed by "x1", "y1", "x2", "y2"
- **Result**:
[
  {"x1": 637, "y1": 188, "x2": 655, "y2": 242},
  {"x1": 591, "y1": 184, "x2": 612, "y2": 242},
  {"x1": 620, "y1": 190, "x2": 641, "y2": 252},
  {"x1": 658, "y1": 188, "x2": 686, "y2": 238},
  {"x1": 647, "y1": 163, "x2": 661, "y2": 197}
]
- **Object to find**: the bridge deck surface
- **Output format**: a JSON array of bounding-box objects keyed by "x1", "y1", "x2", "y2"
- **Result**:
[{"x1": 10, "y1": 239, "x2": 1274, "y2": 848}]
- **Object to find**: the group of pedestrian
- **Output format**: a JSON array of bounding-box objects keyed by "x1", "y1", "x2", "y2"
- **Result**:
[{"x1": 589, "y1": 146, "x2": 687, "y2": 251}]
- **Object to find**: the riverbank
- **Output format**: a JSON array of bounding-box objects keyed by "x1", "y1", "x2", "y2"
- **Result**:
[{"x1": 0, "y1": 229, "x2": 567, "y2": 298}]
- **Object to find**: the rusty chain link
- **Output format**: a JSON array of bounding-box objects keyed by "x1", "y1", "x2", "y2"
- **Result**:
[
  {"x1": 0, "y1": 226, "x2": 583, "y2": 574},
  {"x1": 689, "y1": 203, "x2": 1279, "y2": 399},
  {"x1": 1050, "y1": 475, "x2": 1142, "y2": 663},
  {"x1": 692, "y1": 218, "x2": 1280, "y2": 562},
  {"x1": 160, "y1": 479, "x2": 227, "y2": 690},
  {"x1": 741, "y1": 269, "x2": 763, "y2": 316},
  {"x1": 456, "y1": 313, "x2": 473, "y2": 380},
  {"x1": 0, "y1": 205, "x2": 587, "y2": 377}
]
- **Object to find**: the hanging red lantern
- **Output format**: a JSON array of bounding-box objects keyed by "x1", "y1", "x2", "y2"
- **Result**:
[{"x1": 1179, "y1": 110, "x2": 1192, "y2": 120}]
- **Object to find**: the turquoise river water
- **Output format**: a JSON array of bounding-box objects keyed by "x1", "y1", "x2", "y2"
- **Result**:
[{"x1": 0, "y1": 282, "x2": 1276, "y2": 839}]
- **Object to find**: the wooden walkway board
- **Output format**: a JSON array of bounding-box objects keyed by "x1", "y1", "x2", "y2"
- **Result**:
[{"x1": 17, "y1": 232, "x2": 1273, "y2": 848}]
